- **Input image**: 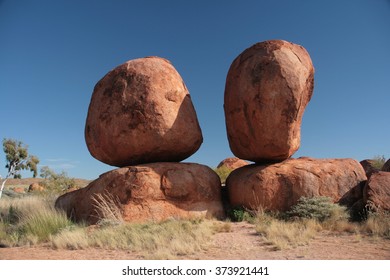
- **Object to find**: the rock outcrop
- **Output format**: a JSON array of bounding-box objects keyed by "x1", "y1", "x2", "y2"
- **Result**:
[
  {"x1": 226, "y1": 157, "x2": 366, "y2": 212},
  {"x1": 217, "y1": 157, "x2": 249, "y2": 170},
  {"x1": 85, "y1": 56, "x2": 203, "y2": 167},
  {"x1": 382, "y1": 159, "x2": 390, "y2": 172},
  {"x1": 224, "y1": 40, "x2": 314, "y2": 162},
  {"x1": 360, "y1": 159, "x2": 380, "y2": 178},
  {"x1": 363, "y1": 171, "x2": 390, "y2": 211},
  {"x1": 55, "y1": 163, "x2": 224, "y2": 224}
]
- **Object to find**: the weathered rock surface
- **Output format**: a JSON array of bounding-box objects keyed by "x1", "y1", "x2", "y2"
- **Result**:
[
  {"x1": 382, "y1": 159, "x2": 390, "y2": 172},
  {"x1": 55, "y1": 163, "x2": 224, "y2": 224},
  {"x1": 85, "y1": 56, "x2": 203, "y2": 167},
  {"x1": 224, "y1": 40, "x2": 314, "y2": 162},
  {"x1": 227, "y1": 157, "x2": 366, "y2": 212},
  {"x1": 217, "y1": 157, "x2": 249, "y2": 170},
  {"x1": 363, "y1": 171, "x2": 390, "y2": 211},
  {"x1": 360, "y1": 159, "x2": 380, "y2": 178}
]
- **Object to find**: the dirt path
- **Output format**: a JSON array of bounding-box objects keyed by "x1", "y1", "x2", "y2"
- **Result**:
[{"x1": 1, "y1": 223, "x2": 389, "y2": 260}]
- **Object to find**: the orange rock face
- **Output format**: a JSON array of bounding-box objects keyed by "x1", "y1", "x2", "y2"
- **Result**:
[
  {"x1": 224, "y1": 40, "x2": 314, "y2": 162},
  {"x1": 363, "y1": 171, "x2": 390, "y2": 211},
  {"x1": 217, "y1": 157, "x2": 249, "y2": 170},
  {"x1": 85, "y1": 56, "x2": 203, "y2": 167},
  {"x1": 55, "y1": 163, "x2": 224, "y2": 224},
  {"x1": 227, "y1": 157, "x2": 366, "y2": 212}
]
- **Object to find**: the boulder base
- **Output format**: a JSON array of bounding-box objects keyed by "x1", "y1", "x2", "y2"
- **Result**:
[
  {"x1": 227, "y1": 157, "x2": 366, "y2": 212},
  {"x1": 55, "y1": 163, "x2": 224, "y2": 224}
]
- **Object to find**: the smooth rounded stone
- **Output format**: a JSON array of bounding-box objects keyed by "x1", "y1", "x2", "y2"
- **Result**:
[
  {"x1": 363, "y1": 171, "x2": 390, "y2": 211},
  {"x1": 85, "y1": 56, "x2": 203, "y2": 167},
  {"x1": 217, "y1": 157, "x2": 249, "y2": 170},
  {"x1": 224, "y1": 40, "x2": 314, "y2": 162},
  {"x1": 226, "y1": 157, "x2": 367, "y2": 212},
  {"x1": 55, "y1": 162, "x2": 224, "y2": 224}
]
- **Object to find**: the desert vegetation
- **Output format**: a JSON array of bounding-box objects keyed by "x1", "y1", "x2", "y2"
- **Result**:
[
  {"x1": 0, "y1": 194, "x2": 232, "y2": 259},
  {"x1": 1, "y1": 193, "x2": 389, "y2": 259}
]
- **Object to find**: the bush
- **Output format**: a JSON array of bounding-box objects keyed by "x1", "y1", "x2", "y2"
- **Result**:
[
  {"x1": 40, "y1": 166, "x2": 76, "y2": 194},
  {"x1": 227, "y1": 206, "x2": 254, "y2": 222},
  {"x1": 371, "y1": 155, "x2": 386, "y2": 170},
  {"x1": 213, "y1": 166, "x2": 233, "y2": 184},
  {"x1": 287, "y1": 196, "x2": 348, "y2": 222}
]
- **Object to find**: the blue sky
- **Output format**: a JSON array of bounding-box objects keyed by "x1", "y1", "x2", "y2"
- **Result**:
[{"x1": 1, "y1": 0, "x2": 389, "y2": 180}]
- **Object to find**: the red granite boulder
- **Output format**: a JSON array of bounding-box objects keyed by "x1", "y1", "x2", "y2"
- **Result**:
[
  {"x1": 224, "y1": 40, "x2": 314, "y2": 162},
  {"x1": 227, "y1": 157, "x2": 366, "y2": 212},
  {"x1": 55, "y1": 162, "x2": 224, "y2": 224},
  {"x1": 85, "y1": 56, "x2": 203, "y2": 167},
  {"x1": 363, "y1": 171, "x2": 390, "y2": 211}
]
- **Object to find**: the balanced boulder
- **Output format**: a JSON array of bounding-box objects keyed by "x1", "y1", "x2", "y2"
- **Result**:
[
  {"x1": 227, "y1": 157, "x2": 366, "y2": 212},
  {"x1": 55, "y1": 162, "x2": 224, "y2": 224},
  {"x1": 85, "y1": 56, "x2": 203, "y2": 167},
  {"x1": 224, "y1": 40, "x2": 314, "y2": 162}
]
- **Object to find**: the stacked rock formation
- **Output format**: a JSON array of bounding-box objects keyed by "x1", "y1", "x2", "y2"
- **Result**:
[
  {"x1": 224, "y1": 40, "x2": 367, "y2": 211},
  {"x1": 56, "y1": 56, "x2": 224, "y2": 224}
]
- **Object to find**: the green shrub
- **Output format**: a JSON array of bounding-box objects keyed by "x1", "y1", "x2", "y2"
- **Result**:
[
  {"x1": 371, "y1": 155, "x2": 386, "y2": 170},
  {"x1": 227, "y1": 206, "x2": 254, "y2": 222},
  {"x1": 39, "y1": 166, "x2": 76, "y2": 194},
  {"x1": 213, "y1": 166, "x2": 233, "y2": 184},
  {"x1": 287, "y1": 196, "x2": 348, "y2": 222}
]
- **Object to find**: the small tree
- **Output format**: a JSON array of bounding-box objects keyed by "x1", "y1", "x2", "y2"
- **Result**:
[
  {"x1": 39, "y1": 166, "x2": 76, "y2": 193},
  {"x1": 0, "y1": 138, "x2": 39, "y2": 199}
]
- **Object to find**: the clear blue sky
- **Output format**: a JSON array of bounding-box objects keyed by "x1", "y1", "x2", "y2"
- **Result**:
[{"x1": 1, "y1": 0, "x2": 389, "y2": 180}]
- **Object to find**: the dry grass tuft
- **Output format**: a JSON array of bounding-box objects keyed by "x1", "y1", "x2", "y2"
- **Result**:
[
  {"x1": 51, "y1": 219, "x2": 215, "y2": 259},
  {"x1": 255, "y1": 214, "x2": 321, "y2": 250},
  {"x1": 91, "y1": 192, "x2": 124, "y2": 225},
  {"x1": 360, "y1": 211, "x2": 390, "y2": 239}
]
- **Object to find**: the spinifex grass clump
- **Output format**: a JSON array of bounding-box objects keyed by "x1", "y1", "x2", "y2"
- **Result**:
[
  {"x1": 51, "y1": 218, "x2": 215, "y2": 259},
  {"x1": 286, "y1": 196, "x2": 348, "y2": 222},
  {"x1": 254, "y1": 196, "x2": 351, "y2": 250},
  {"x1": 0, "y1": 196, "x2": 72, "y2": 246}
]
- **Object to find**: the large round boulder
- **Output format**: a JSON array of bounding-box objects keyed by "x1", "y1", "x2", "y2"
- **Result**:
[
  {"x1": 224, "y1": 40, "x2": 314, "y2": 162},
  {"x1": 85, "y1": 56, "x2": 203, "y2": 167},
  {"x1": 55, "y1": 162, "x2": 224, "y2": 224},
  {"x1": 363, "y1": 171, "x2": 390, "y2": 211},
  {"x1": 227, "y1": 157, "x2": 366, "y2": 212}
]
